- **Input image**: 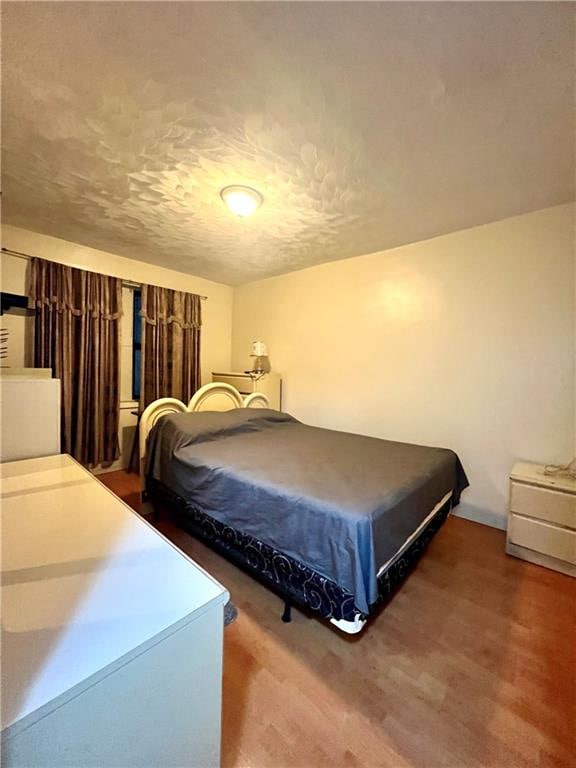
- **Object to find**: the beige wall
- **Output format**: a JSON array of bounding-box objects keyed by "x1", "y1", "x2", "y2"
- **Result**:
[
  {"x1": 232, "y1": 204, "x2": 575, "y2": 529},
  {"x1": 1, "y1": 224, "x2": 233, "y2": 471}
]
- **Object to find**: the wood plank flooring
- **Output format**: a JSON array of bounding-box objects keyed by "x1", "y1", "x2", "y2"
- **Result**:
[{"x1": 100, "y1": 470, "x2": 576, "y2": 768}]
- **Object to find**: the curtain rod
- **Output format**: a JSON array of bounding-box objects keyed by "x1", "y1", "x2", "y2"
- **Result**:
[{"x1": 1, "y1": 247, "x2": 208, "y2": 300}]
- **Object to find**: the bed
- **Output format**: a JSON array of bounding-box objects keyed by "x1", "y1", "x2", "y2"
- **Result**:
[{"x1": 140, "y1": 383, "x2": 468, "y2": 634}]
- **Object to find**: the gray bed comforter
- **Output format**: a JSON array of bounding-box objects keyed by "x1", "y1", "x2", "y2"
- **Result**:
[{"x1": 146, "y1": 409, "x2": 468, "y2": 613}]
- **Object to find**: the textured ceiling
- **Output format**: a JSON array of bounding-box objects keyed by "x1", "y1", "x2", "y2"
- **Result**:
[{"x1": 2, "y1": 2, "x2": 574, "y2": 285}]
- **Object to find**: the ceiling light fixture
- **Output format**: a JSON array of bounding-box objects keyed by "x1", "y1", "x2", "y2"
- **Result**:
[{"x1": 220, "y1": 185, "x2": 263, "y2": 217}]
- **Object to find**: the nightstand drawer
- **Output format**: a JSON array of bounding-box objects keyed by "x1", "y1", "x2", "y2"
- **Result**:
[
  {"x1": 509, "y1": 514, "x2": 576, "y2": 565},
  {"x1": 510, "y1": 482, "x2": 576, "y2": 529}
]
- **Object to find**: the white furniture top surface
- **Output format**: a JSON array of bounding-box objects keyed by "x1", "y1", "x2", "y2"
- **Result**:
[
  {"x1": 0, "y1": 368, "x2": 52, "y2": 379},
  {"x1": 212, "y1": 371, "x2": 279, "y2": 377},
  {"x1": 0, "y1": 378, "x2": 58, "y2": 386},
  {"x1": 212, "y1": 371, "x2": 258, "y2": 378},
  {"x1": 1, "y1": 454, "x2": 228, "y2": 734},
  {"x1": 510, "y1": 461, "x2": 576, "y2": 495}
]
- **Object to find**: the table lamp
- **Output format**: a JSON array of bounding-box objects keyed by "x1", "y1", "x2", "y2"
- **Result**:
[{"x1": 248, "y1": 341, "x2": 271, "y2": 379}]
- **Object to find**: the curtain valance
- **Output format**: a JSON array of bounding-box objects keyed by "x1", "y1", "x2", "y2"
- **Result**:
[
  {"x1": 139, "y1": 286, "x2": 202, "y2": 330},
  {"x1": 27, "y1": 258, "x2": 123, "y2": 320}
]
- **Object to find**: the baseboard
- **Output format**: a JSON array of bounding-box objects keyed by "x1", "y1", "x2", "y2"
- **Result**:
[{"x1": 451, "y1": 503, "x2": 506, "y2": 531}]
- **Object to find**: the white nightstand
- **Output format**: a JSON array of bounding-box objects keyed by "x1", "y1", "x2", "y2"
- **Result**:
[{"x1": 507, "y1": 462, "x2": 576, "y2": 577}]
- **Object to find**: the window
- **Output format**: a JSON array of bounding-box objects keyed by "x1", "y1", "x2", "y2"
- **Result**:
[{"x1": 132, "y1": 289, "x2": 141, "y2": 401}]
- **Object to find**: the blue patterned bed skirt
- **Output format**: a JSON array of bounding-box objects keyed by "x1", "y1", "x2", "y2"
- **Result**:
[{"x1": 147, "y1": 479, "x2": 451, "y2": 624}]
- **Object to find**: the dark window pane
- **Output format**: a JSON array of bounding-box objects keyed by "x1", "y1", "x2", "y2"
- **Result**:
[
  {"x1": 132, "y1": 290, "x2": 141, "y2": 401},
  {"x1": 133, "y1": 290, "x2": 142, "y2": 344}
]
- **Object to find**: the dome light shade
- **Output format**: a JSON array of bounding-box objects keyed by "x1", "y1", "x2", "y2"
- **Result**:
[{"x1": 220, "y1": 185, "x2": 263, "y2": 217}]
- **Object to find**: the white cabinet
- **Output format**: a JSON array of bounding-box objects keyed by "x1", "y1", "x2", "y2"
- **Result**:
[
  {"x1": 507, "y1": 461, "x2": 576, "y2": 577},
  {"x1": 212, "y1": 370, "x2": 282, "y2": 410},
  {"x1": 1, "y1": 454, "x2": 229, "y2": 767},
  {"x1": 0, "y1": 376, "x2": 61, "y2": 461}
]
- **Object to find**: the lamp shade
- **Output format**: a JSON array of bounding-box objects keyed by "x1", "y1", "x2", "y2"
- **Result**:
[{"x1": 251, "y1": 341, "x2": 268, "y2": 357}]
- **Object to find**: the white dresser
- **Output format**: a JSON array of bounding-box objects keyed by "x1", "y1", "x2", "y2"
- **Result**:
[
  {"x1": 1, "y1": 454, "x2": 229, "y2": 767},
  {"x1": 507, "y1": 462, "x2": 576, "y2": 577},
  {"x1": 212, "y1": 370, "x2": 282, "y2": 410},
  {"x1": 0, "y1": 375, "x2": 61, "y2": 461}
]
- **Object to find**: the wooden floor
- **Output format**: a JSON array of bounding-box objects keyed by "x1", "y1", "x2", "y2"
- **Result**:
[{"x1": 101, "y1": 470, "x2": 575, "y2": 768}]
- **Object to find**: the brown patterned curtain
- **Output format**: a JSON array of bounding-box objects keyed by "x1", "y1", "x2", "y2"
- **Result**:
[
  {"x1": 27, "y1": 258, "x2": 122, "y2": 466},
  {"x1": 139, "y1": 285, "x2": 201, "y2": 408}
]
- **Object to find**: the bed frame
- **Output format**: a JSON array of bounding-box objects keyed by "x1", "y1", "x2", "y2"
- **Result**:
[
  {"x1": 139, "y1": 382, "x2": 452, "y2": 635},
  {"x1": 139, "y1": 382, "x2": 269, "y2": 482}
]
